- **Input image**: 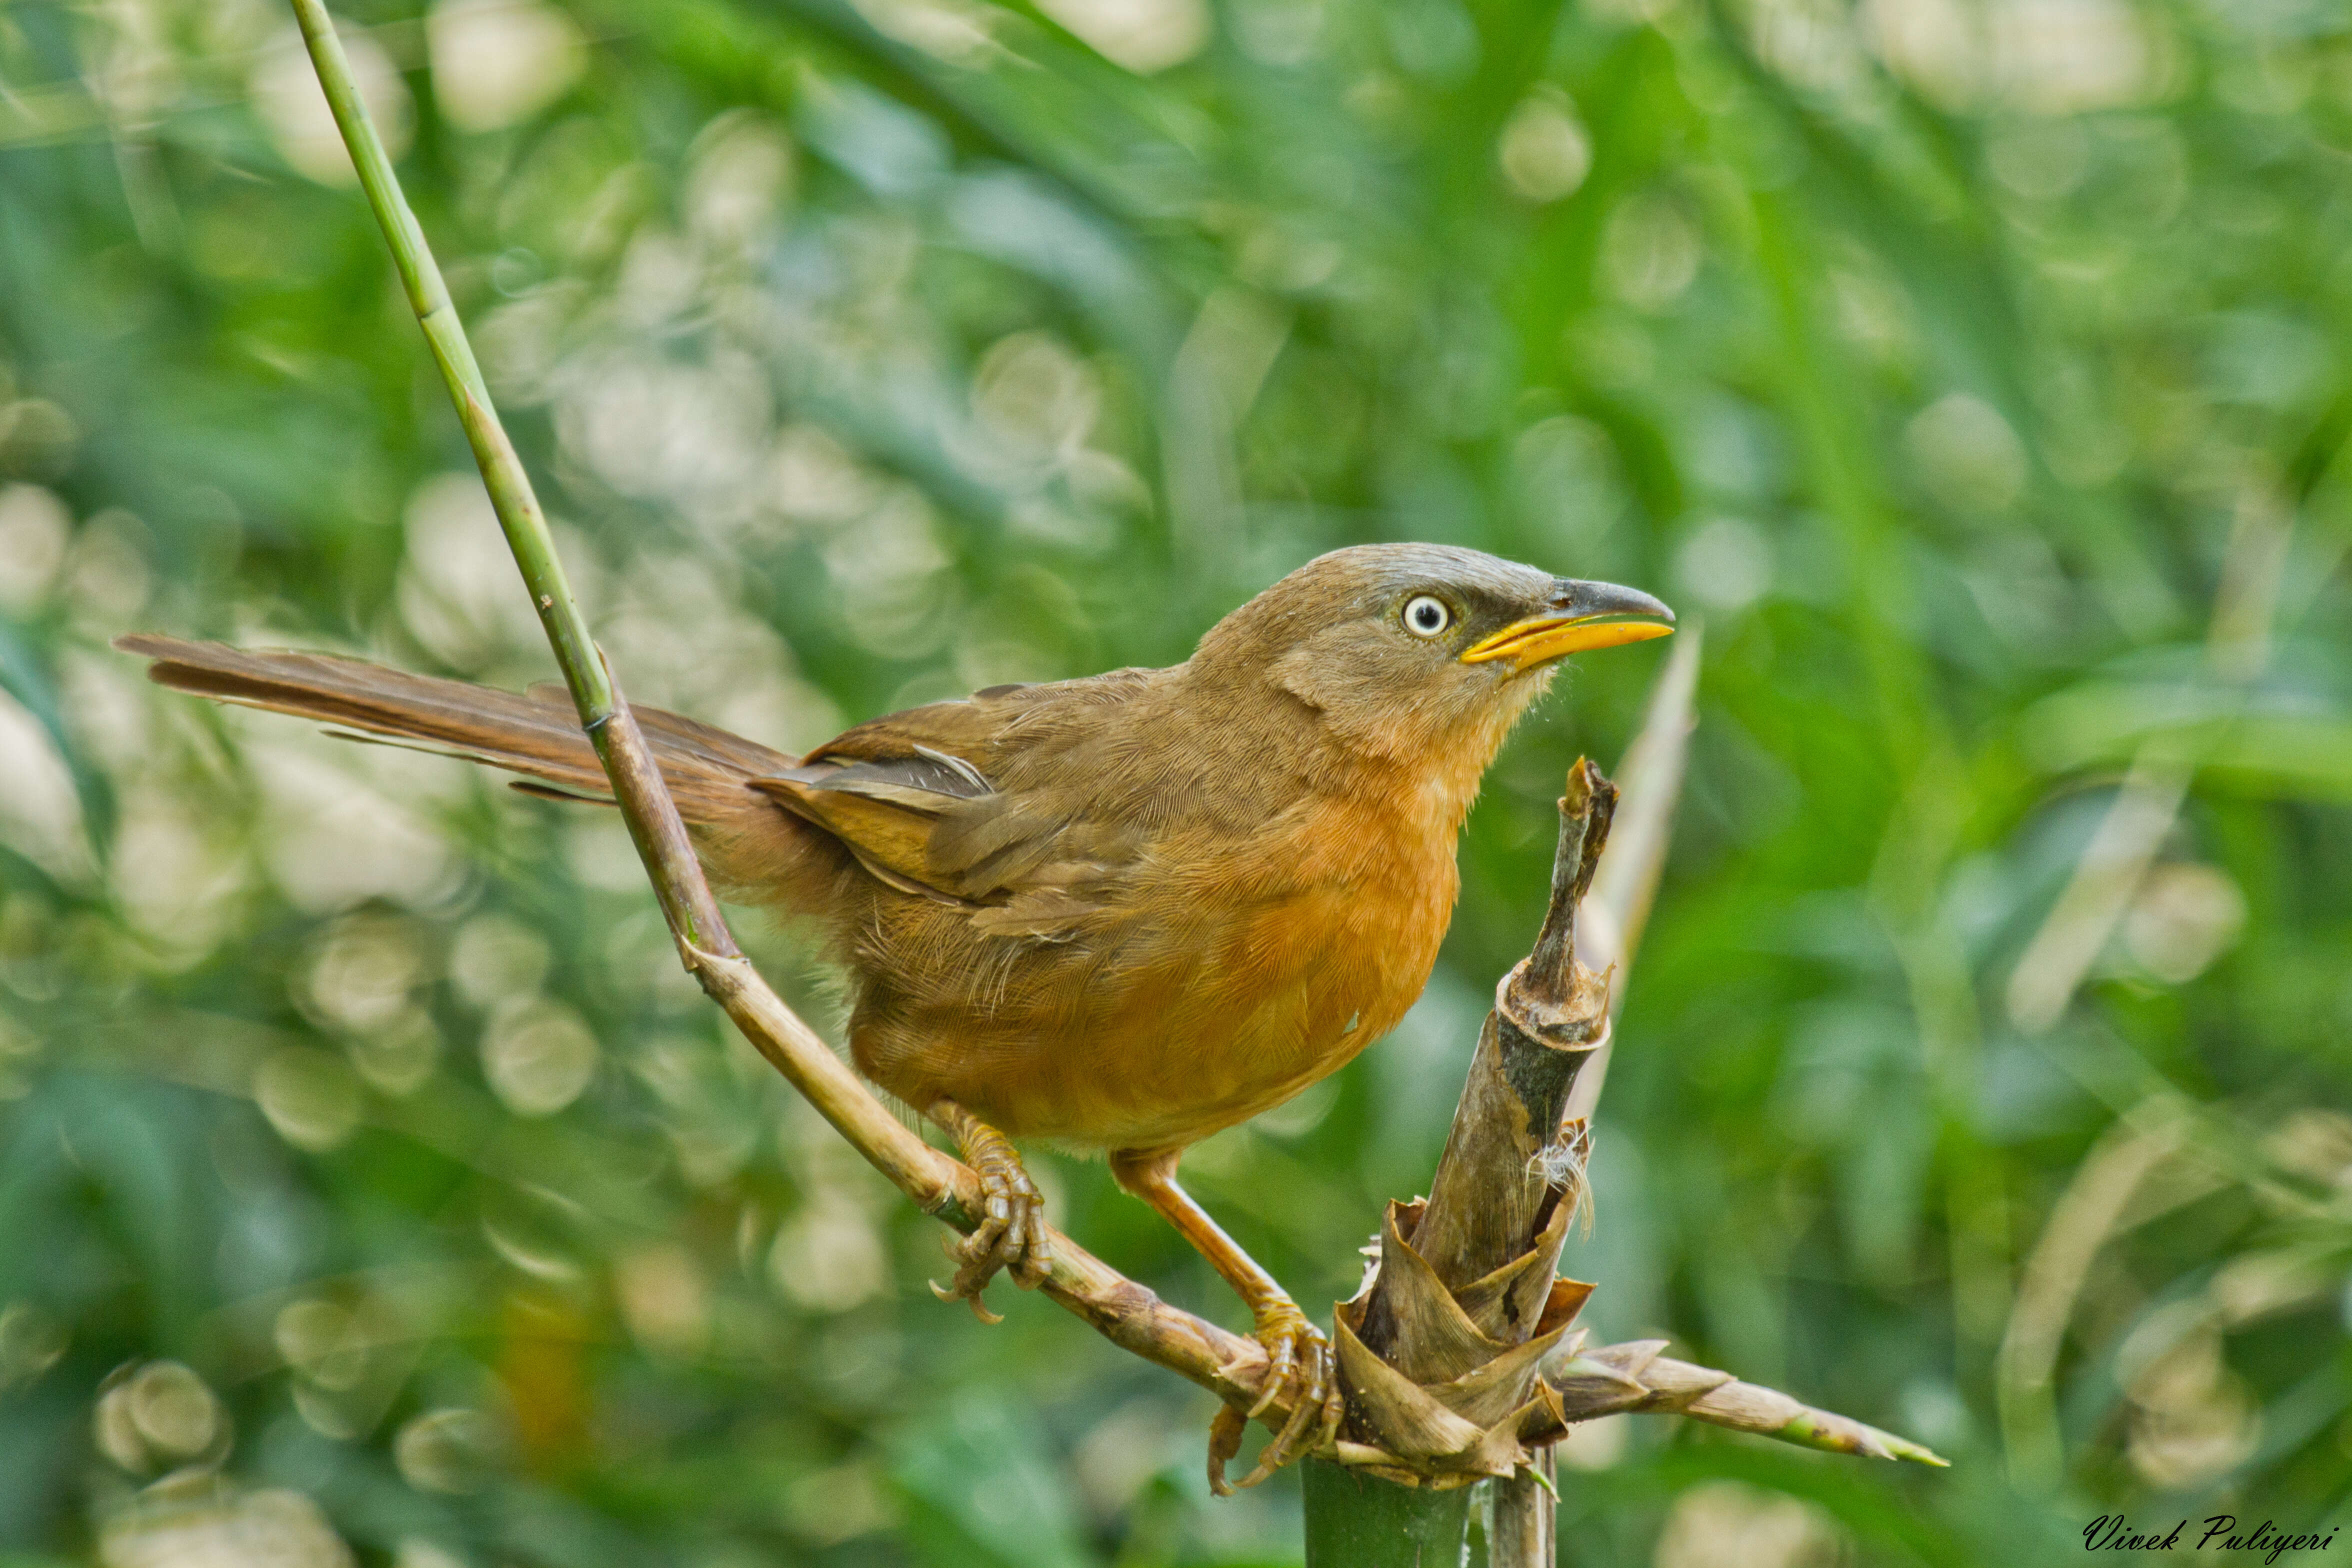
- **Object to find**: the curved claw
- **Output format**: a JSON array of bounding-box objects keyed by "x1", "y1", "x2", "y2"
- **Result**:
[
  {"x1": 1223, "y1": 1299, "x2": 1338, "y2": 1490},
  {"x1": 926, "y1": 1102, "x2": 1051, "y2": 1322},
  {"x1": 929, "y1": 1268, "x2": 1004, "y2": 1324},
  {"x1": 1206, "y1": 1402, "x2": 1250, "y2": 1498}
]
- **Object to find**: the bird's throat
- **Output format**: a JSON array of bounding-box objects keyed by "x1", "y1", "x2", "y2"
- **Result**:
[{"x1": 1360, "y1": 666, "x2": 1556, "y2": 848}]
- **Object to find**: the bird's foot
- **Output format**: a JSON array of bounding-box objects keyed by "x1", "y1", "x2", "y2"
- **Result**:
[
  {"x1": 1210, "y1": 1296, "x2": 1344, "y2": 1493},
  {"x1": 927, "y1": 1102, "x2": 1051, "y2": 1324}
]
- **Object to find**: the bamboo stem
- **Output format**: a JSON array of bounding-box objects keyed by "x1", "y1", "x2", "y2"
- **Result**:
[
  {"x1": 1488, "y1": 1454, "x2": 1555, "y2": 1568},
  {"x1": 1400, "y1": 758, "x2": 1614, "y2": 1306},
  {"x1": 1316, "y1": 638, "x2": 1704, "y2": 1566},
  {"x1": 284, "y1": 0, "x2": 1286, "y2": 1424},
  {"x1": 1334, "y1": 766, "x2": 1612, "y2": 1568},
  {"x1": 1506, "y1": 629, "x2": 1696, "y2": 1566},
  {"x1": 1303, "y1": 1461, "x2": 1474, "y2": 1568}
]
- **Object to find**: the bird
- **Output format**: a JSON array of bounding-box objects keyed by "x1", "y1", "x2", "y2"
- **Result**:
[{"x1": 118, "y1": 542, "x2": 1671, "y2": 1474}]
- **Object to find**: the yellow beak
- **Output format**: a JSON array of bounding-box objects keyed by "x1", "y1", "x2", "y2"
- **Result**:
[
  {"x1": 1458, "y1": 578, "x2": 1676, "y2": 672},
  {"x1": 1460, "y1": 616, "x2": 1676, "y2": 671}
]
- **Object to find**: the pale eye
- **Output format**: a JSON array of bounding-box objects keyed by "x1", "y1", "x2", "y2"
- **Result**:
[{"x1": 1402, "y1": 594, "x2": 1453, "y2": 638}]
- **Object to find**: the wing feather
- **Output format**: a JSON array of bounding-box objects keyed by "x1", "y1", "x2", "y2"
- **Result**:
[{"x1": 752, "y1": 680, "x2": 1154, "y2": 934}]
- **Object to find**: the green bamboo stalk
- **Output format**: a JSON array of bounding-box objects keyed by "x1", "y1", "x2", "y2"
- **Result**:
[
  {"x1": 284, "y1": 0, "x2": 732, "y2": 957},
  {"x1": 1304, "y1": 1462, "x2": 1474, "y2": 1568},
  {"x1": 286, "y1": 4, "x2": 586, "y2": 703}
]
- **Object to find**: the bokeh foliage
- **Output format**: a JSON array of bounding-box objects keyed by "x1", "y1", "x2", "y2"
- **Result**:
[{"x1": 2, "y1": 0, "x2": 2350, "y2": 1562}]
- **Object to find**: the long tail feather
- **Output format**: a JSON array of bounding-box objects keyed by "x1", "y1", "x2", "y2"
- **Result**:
[{"x1": 114, "y1": 634, "x2": 796, "y2": 824}]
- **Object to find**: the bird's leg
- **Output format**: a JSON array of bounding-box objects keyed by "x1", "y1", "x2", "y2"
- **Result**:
[
  {"x1": 927, "y1": 1100, "x2": 1052, "y2": 1323},
  {"x1": 1108, "y1": 1148, "x2": 1342, "y2": 1488}
]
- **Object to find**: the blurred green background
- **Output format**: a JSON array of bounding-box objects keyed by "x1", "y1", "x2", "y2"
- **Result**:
[{"x1": 2, "y1": 0, "x2": 2350, "y2": 1561}]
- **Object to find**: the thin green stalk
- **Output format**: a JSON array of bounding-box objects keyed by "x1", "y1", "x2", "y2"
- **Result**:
[
  {"x1": 284, "y1": 0, "x2": 734, "y2": 956},
  {"x1": 286, "y1": 0, "x2": 598, "y2": 715}
]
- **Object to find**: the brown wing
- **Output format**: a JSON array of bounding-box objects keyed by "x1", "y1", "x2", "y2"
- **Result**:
[
  {"x1": 750, "y1": 680, "x2": 1152, "y2": 937},
  {"x1": 750, "y1": 749, "x2": 993, "y2": 907}
]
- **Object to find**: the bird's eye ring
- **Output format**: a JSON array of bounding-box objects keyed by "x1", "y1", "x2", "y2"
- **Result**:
[{"x1": 1402, "y1": 594, "x2": 1453, "y2": 638}]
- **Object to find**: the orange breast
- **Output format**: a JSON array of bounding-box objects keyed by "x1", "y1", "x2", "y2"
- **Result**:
[{"x1": 855, "y1": 776, "x2": 1464, "y2": 1152}]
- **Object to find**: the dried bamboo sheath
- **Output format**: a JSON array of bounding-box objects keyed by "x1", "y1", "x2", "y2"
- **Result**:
[{"x1": 1319, "y1": 763, "x2": 1615, "y2": 1496}]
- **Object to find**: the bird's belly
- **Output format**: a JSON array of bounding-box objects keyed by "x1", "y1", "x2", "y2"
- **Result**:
[
  {"x1": 854, "y1": 876, "x2": 1448, "y2": 1151},
  {"x1": 1019, "y1": 994, "x2": 1370, "y2": 1152}
]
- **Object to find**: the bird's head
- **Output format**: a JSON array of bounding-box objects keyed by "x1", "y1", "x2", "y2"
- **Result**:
[{"x1": 1189, "y1": 542, "x2": 1674, "y2": 770}]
